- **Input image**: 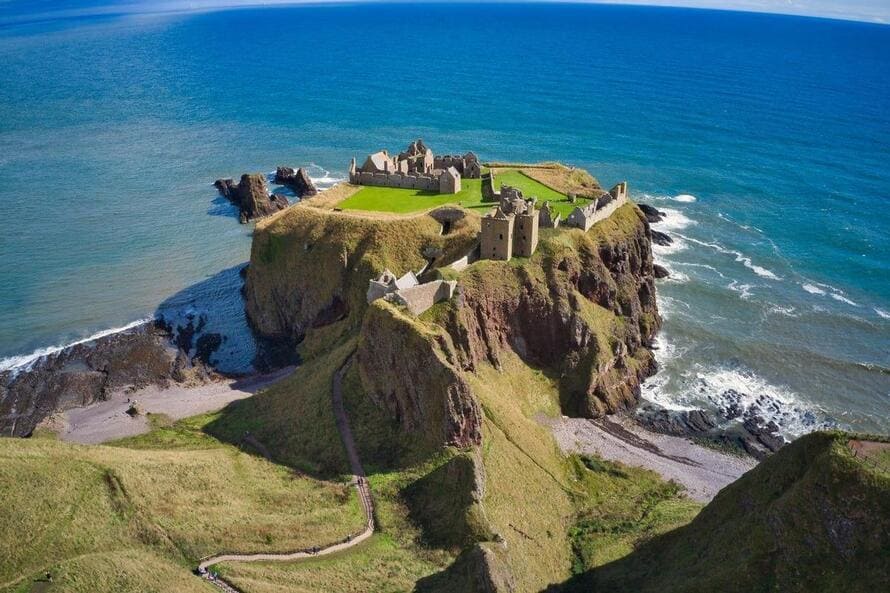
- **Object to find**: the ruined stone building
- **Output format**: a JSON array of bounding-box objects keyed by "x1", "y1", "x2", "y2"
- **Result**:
[
  {"x1": 564, "y1": 181, "x2": 629, "y2": 231},
  {"x1": 366, "y1": 269, "x2": 419, "y2": 303},
  {"x1": 433, "y1": 152, "x2": 481, "y2": 179},
  {"x1": 349, "y1": 139, "x2": 478, "y2": 195},
  {"x1": 538, "y1": 201, "x2": 561, "y2": 228},
  {"x1": 366, "y1": 268, "x2": 457, "y2": 315},
  {"x1": 480, "y1": 187, "x2": 539, "y2": 261}
]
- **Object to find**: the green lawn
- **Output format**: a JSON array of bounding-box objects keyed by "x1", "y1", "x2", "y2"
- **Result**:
[
  {"x1": 339, "y1": 179, "x2": 487, "y2": 214},
  {"x1": 338, "y1": 170, "x2": 596, "y2": 217},
  {"x1": 492, "y1": 170, "x2": 597, "y2": 218}
]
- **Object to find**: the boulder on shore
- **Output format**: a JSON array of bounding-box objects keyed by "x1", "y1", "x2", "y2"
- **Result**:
[
  {"x1": 214, "y1": 173, "x2": 288, "y2": 223},
  {"x1": 274, "y1": 166, "x2": 318, "y2": 197},
  {"x1": 653, "y1": 264, "x2": 670, "y2": 279},
  {"x1": 638, "y1": 203, "x2": 665, "y2": 223},
  {"x1": 651, "y1": 230, "x2": 673, "y2": 246}
]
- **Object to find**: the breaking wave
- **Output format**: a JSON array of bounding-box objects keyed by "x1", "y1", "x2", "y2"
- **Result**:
[
  {"x1": 673, "y1": 193, "x2": 697, "y2": 202},
  {"x1": 690, "y1": 366, "x2": 834, "y2": 438},
  {"x1": 652, "y1": 235, "x2": 689, "y2": 256},
  {"x1": 0, "y1": 318, "x2": 153, "y2": 374},
  {"x1": 875, "y1": 308, "x2": 890, "y2": 320},
  {"x1": 802, "y1": 283, "x2": 826, "y2": 295},
  {"x1": 679, "y1": 235, "x2": 781, "y2": 280},
  {"x1": 800, "y1": 281, "x2": 861, "y2": 307},
  {"x1": 653, "y1": 208, "x2": 696, "y2": 232}
]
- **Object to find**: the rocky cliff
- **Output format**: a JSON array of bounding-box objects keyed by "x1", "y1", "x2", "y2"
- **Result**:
[
  {"x1": 240, "y1": 196, "x2": 665, "y2": 593},
  {"x1": 440, "y1": 204, "x2": 660, "y2": 417},
  {"x1": 244, "y1": 203, "x2": 480, "y2": 347},
  {"x1": 245, "y1": 201, "x2": 660, "y2": 439}
]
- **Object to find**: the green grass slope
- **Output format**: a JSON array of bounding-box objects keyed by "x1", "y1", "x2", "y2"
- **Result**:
[
  {"x1": 554, "y1": 432, "x2": 890, "y2": 593},
  {"x1": 0, "y1": 416, "x2": 363, "y2": 593}
]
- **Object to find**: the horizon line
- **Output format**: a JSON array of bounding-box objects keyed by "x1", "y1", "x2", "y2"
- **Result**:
[{"x1": 0, "y1": 1, "x2": 887, "y2": 29}]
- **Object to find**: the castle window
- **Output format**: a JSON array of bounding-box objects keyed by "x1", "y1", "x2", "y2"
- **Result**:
[{"x1": 499, "y1": 234, "x2": 503, "y2": 240}]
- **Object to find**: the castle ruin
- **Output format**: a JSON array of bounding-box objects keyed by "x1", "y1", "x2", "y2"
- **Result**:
[
  {"x1": 349, "y1": 139, "x2": 480, "y2": 195},
  {"x1": 564, "y1": 181, "x2": 629, "y2": 231},
  {"x1": 367, "y1": 268, "x2": 458, "y2": 316},
  {"x1": 480, "y1": 187, "x2": 539, "y2": 261}
]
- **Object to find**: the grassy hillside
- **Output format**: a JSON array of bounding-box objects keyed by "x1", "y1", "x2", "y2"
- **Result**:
[
  {"x1": 212, "y1": 318, "x2": 695, "y2": 593},
  {"x1": 555, "y1": 432, "x2": 890, "y2": 593},
  {"x1": 0, "y1": 416, "x2": 363, "y2": 593}
]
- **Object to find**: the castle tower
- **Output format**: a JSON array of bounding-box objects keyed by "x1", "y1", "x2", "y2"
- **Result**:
[
  {"x1": 514, "y1": 205, "x2": 539, "y2": 257},
  {"x1": 481, "y1": 207, "x2": 514, "y2": 261}
]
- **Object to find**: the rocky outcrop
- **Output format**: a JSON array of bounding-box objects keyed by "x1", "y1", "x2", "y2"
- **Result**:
[
  {"x1": 247, "y1": 201, "x2": 659, "y2": 428},
  {"x1": 214, "y1": 174, "x2": 288, "y2": 223},
  {"x1": 0, "y1": 321, "x2": 218, "y2": 437},
  {"x1": 636, "y1": 400, "x2": 787, "y2": 459},
  {"x1": 555, "y1": 432, "x2": 890, "y2": 592},
  {"x1": 653, "y1": 264, "x2": 670, "y2": 279},
  {"x1": 440, "y1": 205, "x2": 661, "y2": 417},
  {"x1": 274, "y1": 166, "x2": 318, "y2": 197},
  {"x1": 357, "y1": 301, "x2": 482, "y2": 449},
  {"x1": 638, "y1": 203, "x2": 664, "y2": 223},
  {"x1": 651, "y1": 230, "x2": 672, "y2": 246}
]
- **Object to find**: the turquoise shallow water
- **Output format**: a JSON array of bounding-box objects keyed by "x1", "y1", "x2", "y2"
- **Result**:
[{"x1": 0, "y1": 3, "x2": 888, "y2": 433}]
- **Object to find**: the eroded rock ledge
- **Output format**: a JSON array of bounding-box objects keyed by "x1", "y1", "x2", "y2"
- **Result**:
[{"x1": 0, "y1": 320, "x2": 219, "y2": 437}]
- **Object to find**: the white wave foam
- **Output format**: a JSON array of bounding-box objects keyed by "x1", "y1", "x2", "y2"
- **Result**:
[
  {"x1": 640, "y1": 336, "x2": 696, "y2": 411},
  {"x1": 657, "y1": 262, "x2": 690, "y2": 284},
  {"x1": 801, "y1": 282, "x2": 860, "y2": 307},
  {"x1": 652, "y1": 208, "x2": 695, "y2": 232},
  {"x1": 802, "y1": 283, "x2": 826, "y2": 295},
  {"x1": 652, "y1": 235, "x2": 688, "y2": 256},
  {"x1": 727, "y1": 280, "x2": 755, "y2": 300},
  {"x1": 0, "y1": 319, "x2": 153, "y2": 374},
  {"x1": 679, "y1": 235, "x2": 781, "y2": 280},
  {"x1": 673, "y1": 194, "x2": 697, "y2": 202},
  {"x1": 674, "y1": 262, "x2": 729, "y2": 279},
  {"x1": 767, "y1": 304, "x2": 798, "y2": 317},
  {"x1": 829, "y1": 292, "x2": 859, "y2": 307},
  {"x1": 691, "y1": 366, "x2": 830, "y2": 438},
  {"x1": 875, "y1": 308, "x2": 890, "y2": 320}
]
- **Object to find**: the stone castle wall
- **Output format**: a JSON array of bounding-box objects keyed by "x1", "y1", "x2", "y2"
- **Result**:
[{"x1": 350, "y1": 170, "x2": 442, "y2": 192}]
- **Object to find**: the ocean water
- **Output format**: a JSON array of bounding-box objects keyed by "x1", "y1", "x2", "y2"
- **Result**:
[{"x1": 0, "y1": 3, "x2": 888, "y2": 433}]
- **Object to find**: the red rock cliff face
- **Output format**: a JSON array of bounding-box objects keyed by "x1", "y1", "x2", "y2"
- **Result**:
[
  {"x1": 357, "y1": 301, "x2": 482, "y2": 448},
  {"x1": 441, "y1": 204, "x2": 660, "y2": 417}
]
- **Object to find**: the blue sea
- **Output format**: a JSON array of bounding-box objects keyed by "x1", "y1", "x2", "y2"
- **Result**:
[{"x1": 1, "y1": 2, "x2": 888, "y2": 436}]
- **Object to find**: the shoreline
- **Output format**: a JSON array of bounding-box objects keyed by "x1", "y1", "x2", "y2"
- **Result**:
[
  {"x1": 544, "y1": 413, "x2": 757, "y2": 503},
  {"x1": 43, "y1": 366, "x2": 294, "y2": 445}
]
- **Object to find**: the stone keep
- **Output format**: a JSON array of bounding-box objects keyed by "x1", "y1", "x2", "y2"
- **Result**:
[
  {"x1": 481, "y1": 207, "x2": 514, "y2": 261},
  {"x1": 514, "y1": 209, "x2": 539, "y2": 257}
]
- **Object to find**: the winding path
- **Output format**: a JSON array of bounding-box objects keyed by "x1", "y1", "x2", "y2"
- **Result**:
[{"x1": 197, "y1": 356, "x2": 374, "y2": 591}]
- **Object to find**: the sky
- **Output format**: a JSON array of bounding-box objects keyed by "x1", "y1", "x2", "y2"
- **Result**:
[{"x1": 0, "y1": 0, "x2": 888, "y2": 25}]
